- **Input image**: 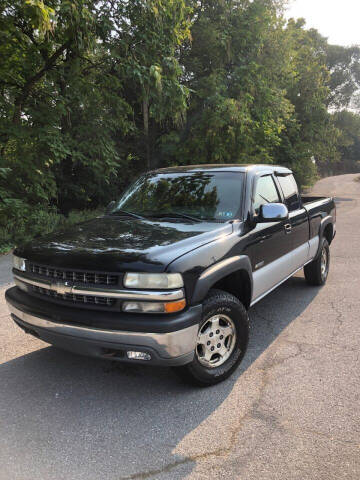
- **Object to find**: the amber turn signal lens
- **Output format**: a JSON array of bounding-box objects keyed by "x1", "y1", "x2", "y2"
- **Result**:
[{"x1": 164, "y1": 299, "x2": 186, "y2": 313}]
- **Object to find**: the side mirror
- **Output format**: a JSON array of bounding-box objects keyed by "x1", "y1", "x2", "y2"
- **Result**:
[
  {"x1": 106, "y1": 200, "x2": 116, "y2": 214},
  {"x1": 258, "y1": 203, "x2": 289, "y2": 223}
]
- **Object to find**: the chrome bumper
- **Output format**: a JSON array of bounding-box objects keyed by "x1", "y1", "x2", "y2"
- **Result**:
[{"x1": 7, "y1": 303, "x2": 198, "y2": 366}]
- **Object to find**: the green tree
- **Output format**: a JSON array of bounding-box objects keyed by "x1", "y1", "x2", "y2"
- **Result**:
[
  {"x1": 0, "y1": 1, "x2": 134, "y2": 214},
  {"x1": 325, "y1": 44, "x2": 360, "y2": 110},
  {"x1": 105, "y1": 0, "x2": 191, "y2": 170},
  {"x1": 275, "y1": 19, "x2": 340, "y2": 186},
  {"x1": 328, "y1": 111, "x2": 360, "y2": 174},
  {"x1": 0, "y1": 0, "x2": 96, "y2": 207},
  {"x1": 161, "y1": 0, "x2": 293, "y2": 165}
]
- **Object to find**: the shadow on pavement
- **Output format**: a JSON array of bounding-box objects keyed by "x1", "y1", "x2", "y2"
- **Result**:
[{"x1": 0, "y1": 274, "x2": 320, "y2": 480}]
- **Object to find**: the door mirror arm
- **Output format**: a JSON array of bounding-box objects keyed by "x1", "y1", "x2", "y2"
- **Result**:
[{"x1": 244, "y1": 211, "x2": 257, "y2": 231}]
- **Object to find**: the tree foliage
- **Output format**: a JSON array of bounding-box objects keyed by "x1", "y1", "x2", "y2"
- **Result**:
[
  {"x1": 323, "y1": 111, "x2": 360, "y2": 175},
  {"x1": 0, "y1": 0, "x2": 360, "y2": 248}
]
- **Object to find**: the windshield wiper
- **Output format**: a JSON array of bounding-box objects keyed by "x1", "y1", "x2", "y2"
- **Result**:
[
  {"x1": 149, "y1": 212, "x2": 203, "y2": 222},
  {"x1": 110, "y1": 209, "x2": 146, "y2": 220}
]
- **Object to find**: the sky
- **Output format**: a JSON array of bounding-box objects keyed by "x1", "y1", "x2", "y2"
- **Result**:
[{"x1": 285, "y1": 0, "x2": 360, "y2": 46}]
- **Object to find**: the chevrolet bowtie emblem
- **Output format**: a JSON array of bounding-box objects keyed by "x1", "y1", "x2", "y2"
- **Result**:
[{"x1": 53, "y1": 281, "x2": 72, "y2": 295}]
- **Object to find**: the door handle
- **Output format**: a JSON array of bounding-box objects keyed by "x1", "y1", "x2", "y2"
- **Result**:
[{"x1": 284, "y1": 223, "x2": 292, "y2": 234}]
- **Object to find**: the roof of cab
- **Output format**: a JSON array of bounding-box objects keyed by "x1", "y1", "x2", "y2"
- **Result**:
[{"x1": 153, "y1": 164, "x2": 292, "y2": 175}]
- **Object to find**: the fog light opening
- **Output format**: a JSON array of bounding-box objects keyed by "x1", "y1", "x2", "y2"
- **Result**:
[{"x1": 127, "y1": 351, "x2": 152, "y2": 361}]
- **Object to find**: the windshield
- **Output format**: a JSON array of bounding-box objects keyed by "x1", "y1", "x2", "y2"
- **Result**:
[{"x1": 111, "y1": 171, "x2": 244, "y2": 221}]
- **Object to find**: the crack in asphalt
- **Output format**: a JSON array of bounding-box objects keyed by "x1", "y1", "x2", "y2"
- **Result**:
[
  {"x1": 118, "y1": 370, "x2": 270, "y2": 480},
  {"x1": 329, "y1": 300, "x2": 345, "y2": 341},
  {"x1": 283, "y1": 338, "x2": 358, "y2": 354},
  {"x1": 118, "y1": 343, "x2": 310, "y2": 480}
]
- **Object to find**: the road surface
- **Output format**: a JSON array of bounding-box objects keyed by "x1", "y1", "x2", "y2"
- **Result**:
[{"x1": 0, "y1": 174, "x2": 359, "y2": 480}]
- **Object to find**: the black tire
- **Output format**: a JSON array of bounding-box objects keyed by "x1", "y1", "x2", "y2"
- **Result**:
[
  {"x1": 174, "y1": 289, "x2": 249, "y2": 387},
  {"x1": 304, "y1": 238, "x2": 330, "y2": 286}
]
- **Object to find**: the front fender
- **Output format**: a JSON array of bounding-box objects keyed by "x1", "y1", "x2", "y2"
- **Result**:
[{"x1": 191, "y1": 255, "x2": 253, "y2": 305}]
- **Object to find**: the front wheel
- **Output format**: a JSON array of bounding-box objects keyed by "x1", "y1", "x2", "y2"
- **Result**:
[
  {"x1": 174, "y1": 289, "x2": 249, "y2": 387},
  {"x1": 304, "y1": 238, "x2": 330, "y2": 286}
]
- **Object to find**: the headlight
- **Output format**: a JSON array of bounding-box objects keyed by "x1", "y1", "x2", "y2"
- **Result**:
[
  {"x1": 124, "y1": 273, "x2": 183, "y2": 289},
  {"x1": 13, "y1": 255, "x2": 26, "y2": 272}
]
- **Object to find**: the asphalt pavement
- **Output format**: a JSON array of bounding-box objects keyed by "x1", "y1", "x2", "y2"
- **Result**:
[{"x1": 0, "y1": 174, "x2": 359, "y2": 480}]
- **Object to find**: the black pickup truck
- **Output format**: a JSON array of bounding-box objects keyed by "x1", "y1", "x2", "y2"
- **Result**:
[{"x1": 6, "y1": 165, "x2": 336, "y2": 385}]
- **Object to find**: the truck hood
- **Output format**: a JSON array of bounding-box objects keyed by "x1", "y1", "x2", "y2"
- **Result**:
[{"x1": 16, "y1": 216, "x2": 233, "y2": 272}]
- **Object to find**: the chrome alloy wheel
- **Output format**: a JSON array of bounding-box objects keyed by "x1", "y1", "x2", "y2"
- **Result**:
[
  {"x1": 196, "y1": 314, "x2": 237, "y2": 368},
  {"x1": 320, "y1": 246, "x2": 329, "y2": 280}
]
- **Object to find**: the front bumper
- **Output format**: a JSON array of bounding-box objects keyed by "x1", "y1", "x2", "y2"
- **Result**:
[{"x1": 5, "y1": 287, "x2": 201, "y2": 366}]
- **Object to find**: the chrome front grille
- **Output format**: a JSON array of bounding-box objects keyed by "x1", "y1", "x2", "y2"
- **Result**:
[
  {"x1": 31, "y1": 285, "x2": 115, "y2": 307},
  {"x1": 28, "y1": 263, "x2": 118, "y2": 286}
]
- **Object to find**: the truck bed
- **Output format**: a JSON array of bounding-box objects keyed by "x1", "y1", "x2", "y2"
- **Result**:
[{"x1": 301, "y1": 195, "x2": 330, "y2": 205}]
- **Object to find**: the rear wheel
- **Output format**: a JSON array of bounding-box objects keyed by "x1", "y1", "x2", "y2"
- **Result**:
[
  {"x1": 174, "y1": 289, "x2": 249, "y2": 387},
  {"x1": 304, "y1": 238, "x2": 330, "y2": 286}
]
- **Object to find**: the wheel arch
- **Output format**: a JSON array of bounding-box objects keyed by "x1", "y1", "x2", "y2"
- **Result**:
[
  {"x1": 315, "y1": 216, "x2": 335, "y2": 258},
  {"x1": 191, "y1": 256, "x2": 253, "y2": 310},
  {"x1": 323, "y1": 222, "x2": 334, "y2": 245}
]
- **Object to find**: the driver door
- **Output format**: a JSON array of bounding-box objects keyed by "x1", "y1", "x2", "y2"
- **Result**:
[{"x1": 247, "y1": 174, "x2": 293, "y2": 302}]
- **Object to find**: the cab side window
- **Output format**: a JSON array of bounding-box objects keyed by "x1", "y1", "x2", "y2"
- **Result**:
[
  {"x1": 277, "y1": 174, "x2": 300, "y2": 212},
  {"x1": 253, "y1": 175, "x2": 281, "y2": 215}
]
